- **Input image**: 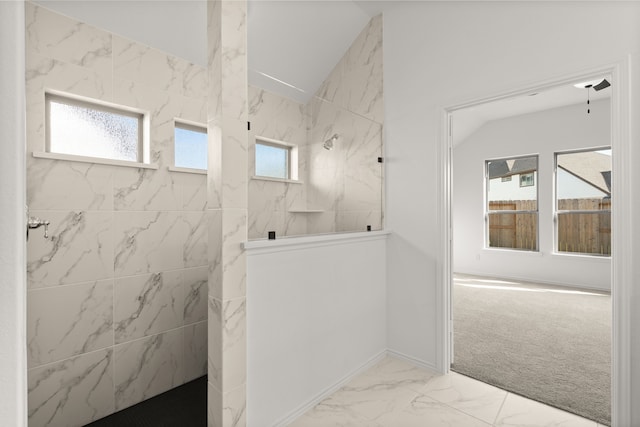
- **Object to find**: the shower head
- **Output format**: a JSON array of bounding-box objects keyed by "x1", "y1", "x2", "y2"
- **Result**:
[{"x1": 323, "y1": 134, "x2": 339, "y2": 150}]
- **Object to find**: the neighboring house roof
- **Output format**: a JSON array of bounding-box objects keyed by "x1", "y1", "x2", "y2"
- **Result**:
[
  {"x1": 488, "y1": 151, "x2": 611, "y2": 196},
  {"x1": 488, "y1": 157, "x2": 537, "y2": 179},
  {"x1": 558, "y1": 151, "x2": 611, "y2": 195}
]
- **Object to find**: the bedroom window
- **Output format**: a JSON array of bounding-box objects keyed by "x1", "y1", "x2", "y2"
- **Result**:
[
  {"x1": 486, "y1": 155, "x2": 539, "y2": 251},
  {"x1": 555, "y1": 148, "x2": 611, "y2": 256}
]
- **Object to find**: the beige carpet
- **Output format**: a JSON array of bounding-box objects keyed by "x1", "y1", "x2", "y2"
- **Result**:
[{"x1": 452, "y1": 274, "x2": 611, "y2": 426}]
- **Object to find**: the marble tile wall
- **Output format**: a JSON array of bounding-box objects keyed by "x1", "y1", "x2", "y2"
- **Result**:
[
  {"x1": 207, "y1": 0, "x2": 248, "y2": 426},
  {"x1": 25, "y1": 3, "x2": 208, "y2": 426},
  {"x1": 247, "y1": 15, "x2": 384, "y2": 239},
  {"x1": 248, "y1": 86, "x2": 308, "y2": 239},
  {"x1": 306, "y1": 14, "x2": 384, "y2": 235}
]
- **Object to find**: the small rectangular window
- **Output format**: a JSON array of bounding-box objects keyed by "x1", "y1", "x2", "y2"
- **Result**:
[
  {"x1": 555, "y1": 148, "x2": 611, "y2": 256},
  {"x1": 174, "y1": 122, "x2": 207, "y2": 170},
  {"x1": 486, "y1": 155, "x2": 539, "y2": 251},
  {"x1": 255, "y1": 138, "x2": 292, "y2": 180},
  {"x1": 46, "y1": 93, "x2": 143, "y2": 162},
  {"x1": 519, "y1": 172, "x2": 534, "y2": 187}
]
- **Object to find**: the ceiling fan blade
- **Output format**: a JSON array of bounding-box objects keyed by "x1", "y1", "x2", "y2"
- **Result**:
[{"x1": 593, "y1": 79, "x2": 611, "y2": 91}]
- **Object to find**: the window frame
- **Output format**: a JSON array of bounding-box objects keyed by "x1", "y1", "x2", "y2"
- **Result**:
[
  {"x1": 485, "y1": 154, "x2": 539, "y2": 252},
  {"x1": 174, "y1": 119, "x2": 208, "y2": 171},
  {"x1": 45, "y1": 92, "x2": 145, "y2": 163},
  {"x1": 254, "y1": 136, "x2": 298, "y2": 181},
  {"x1": 554, "y1": 146, "x2": 612, "y2": 257}
]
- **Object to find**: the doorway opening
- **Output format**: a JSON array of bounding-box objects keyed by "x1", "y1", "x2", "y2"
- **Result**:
[{"x1": 440, "y1": 67, "x2": 628, "y2": 425}]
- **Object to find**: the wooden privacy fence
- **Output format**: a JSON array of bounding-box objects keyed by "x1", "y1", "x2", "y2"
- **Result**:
[{"x1": 488, "y1": 199, "x2": 611, "y2": 255}]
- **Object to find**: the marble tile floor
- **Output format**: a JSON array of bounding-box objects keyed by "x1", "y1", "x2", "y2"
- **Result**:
[{"x1": 288, "y1": 356, "x2": 607, "y2": 427}]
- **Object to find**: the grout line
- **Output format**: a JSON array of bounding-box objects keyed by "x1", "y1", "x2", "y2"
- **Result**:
[{"x1": 493, "y1": 391, "x2": 509, "y2": 426}]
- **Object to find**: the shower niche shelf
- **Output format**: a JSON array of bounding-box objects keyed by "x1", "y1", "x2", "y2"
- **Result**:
[{"x1": 288, "y1": 210, "x2": 324, "y2": 213}]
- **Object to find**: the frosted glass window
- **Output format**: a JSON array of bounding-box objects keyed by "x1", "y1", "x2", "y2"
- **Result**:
[
  {"x1": 255, "y1": 140, "x2": 290, "y2": 179},
  {"x1": 555, "y1": 148, "x2": 611, "y2": 256},
  {"x1": 175, "y1": 123, "x2": 207, "y2": 170},
  {"x1": 47, "y1": 94, "x2": 142, "y2": 162}
]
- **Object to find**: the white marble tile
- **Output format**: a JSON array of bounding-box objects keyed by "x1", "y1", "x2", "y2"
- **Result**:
[
  {"x1": 25, "y1": 90, "x2": 45, "y2": 154},
  {"x1": 284, "y1": 181, "x2": 307, "y2": 212},
  {"x1": 27, "y1": 210, "x2": 114, "y2": 289},
  {"x1": 206, "y1": 0, "x2": 222, "y2": 126},
  {"x1": 314, "y1": 60, "x2": 344, "y2": 105},
  {"x1": 208, "y1": 297, "x2": 246, "y2": 392},
  {"x1": 349, "y1": 356, "x2": 437, "y2": 394},
  {"x1": 114, "y1": 329, "x2": 184, "y2": 411},
  {"x1": 419, "y1": 372, "x2": 508, "y2": 424},
  {"x1": 222, "y1": 385, "x2": 247, "y2": 427},
  {"x1": 182, "y1": 64, "x2": 209, "y2": 100},
  {"x1": 113, "y1": 211, "x2": 186, "y2": 277},
  {"x1": 337, "y1": 210, "x2": 383, "y2": 233},
  {"x1": 27, "y1": 279, "x2": 113, "y2": 368},
  {"x1": 208, "y1": 209, "x2": 223, "y2": 299},
  {"x1": 248, "y1": 86, "x2": 306, "y2": 145},
  {"x1": 221, "y1": 118, "x2": 248, "y2": 209},
  {"x1": 248, "y1": 179, "x2": 287, "y2": 239},
  {"x1": 208, "y1": 297, "x2": 222, "y2": 391},
  {"x1": 248, "y1": 179, "x2": 286, "y2": 213},
  {"x1": 288, "y1": 410, "x2": 379, "y2": 427},
  {"x1": 113, "y1": 78, "x2": 174, "y2": 130},
  {"x1": 208, "y1": 122, "x2": 223, "y2": 210},
  {"x1": 306, "y1": 211, "x2": 338, "y2": 235},
  {"x1": 114, "y1": 167, "x2": 181, "y2": 211},
  {"x1": 208, "y1": 381, "x2": 222, "y2": 427},
  {"x1": 248, "y1": 208, "x2": 284, "y2": 240},
  {"x1": 26, "y1": 52, "x2": 112, "y2": 108},
  {"x1": 184, "y1": 321, "x2": 208, "y2": 382},
  {"x1": 113, "y1": 35, "x2": 197, "y2": 97},
  {"x1": 176, "y1": 172, "x2": 207, "y2": 211},
  {"x1": 312, "y1": 378, "x2": 419, "y2": 423},
  {"x1": 27, "y1": 158, "x2": 114, "y2": 211},
  {"x1": 26, "y1": 3, "x2": 112, "y2": 73},
  {"x1": 374, "y1": 394, "x2": 492, "y2": 427},
  {"x1": 28, "y1": 349, "x2": 114, "y2": 427},
  {"x1": 221, "y1": 209, "x2": 248, "y2": 298},
  {"x1": 207, "y1": 382, "x2": 247, "y2": 427},
  {"x1": 114, "y1": 271, "x2": 184, "y2": 344},
  {"x1": 220, "y1": 1, "x2": 247, "y2": 122},
  {"x1": 283, "y1": 212, "x2": 308, "y2": 237},
  {"x1": 341, "y1": 15, "x2": 384, "y2": 124},
  {"x1": 182, "y1": 212, "x2": 208, "y2": 268},
  {"x1": 184, "y1": 266, "x2": 209, "y2": 325},
  {"x1": 495, "y1": 393, "x2": 599, "y2": 427}
]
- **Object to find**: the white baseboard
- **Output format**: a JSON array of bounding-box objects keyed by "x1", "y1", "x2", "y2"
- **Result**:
[
  {"x1": 273, "y1": 350, "x2": 387, "y2": 427},
  {"x1": 386, "y1": 349, "x2": 440, "y2": 373}
]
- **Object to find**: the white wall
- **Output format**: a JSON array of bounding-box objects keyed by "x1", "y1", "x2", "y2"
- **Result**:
[
  {"x1": 383, "y1": 0, "x2": 640, "y2": 410},
  {"x1": 0, "y1": 2, "x2": 27, "y2": 426},
  {"x1": 453, "y1": 100, "x2": 611, "y2": 291},
  {"x1": 246, "y1": 234, "x2": 387, "y2": 426}
]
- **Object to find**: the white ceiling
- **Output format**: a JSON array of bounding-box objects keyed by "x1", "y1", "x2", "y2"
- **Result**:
[
  {"x1": 34, "y1": 1, "x2": 611, "y2": 122},
  {"x1": 35, "y1": 0, "x2": 380, "y2": 104},
  {"x1": 452, "y1": 80, "x2": 611, "y2": 146}
]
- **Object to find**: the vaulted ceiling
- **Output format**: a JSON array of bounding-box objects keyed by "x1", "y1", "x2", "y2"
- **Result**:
[{"x1": 34, "y1": 1, "x2": 611, "y2": 127}]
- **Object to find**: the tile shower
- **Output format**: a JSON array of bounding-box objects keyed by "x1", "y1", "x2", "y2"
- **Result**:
[
  {"x1": 25, "y1": 3, "x2": 208, "y2": 426},
  {"x1": 23, "y1": 2, "x2": 382, "y2": 425},
  {"x1": 248, "y1": 15, "x2": 383, "y2": 239}
]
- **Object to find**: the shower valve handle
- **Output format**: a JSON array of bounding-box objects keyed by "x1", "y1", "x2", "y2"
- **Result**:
[{"x1": 28, "y1": 216, "x2": 50, "y2": 239}]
